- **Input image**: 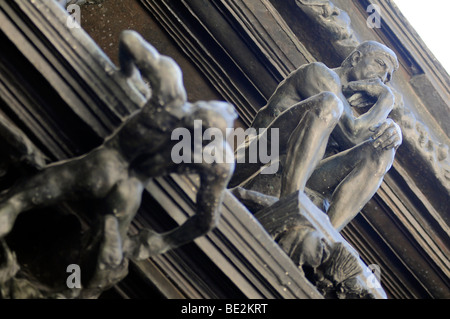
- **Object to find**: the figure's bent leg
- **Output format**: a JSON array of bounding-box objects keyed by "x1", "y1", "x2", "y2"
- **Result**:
[
  {"x1": 328, "y1": 146, "x2": 395, "y2": 231},
  {"x1": 0, "y1": 163, "x2": 78, "y2": 238},
  {"x1": 229, "y1": 91, "x2": 343, "y2": 189},
  {"x1": 0, "y1": 148, "x2": 127, "y2": 238},
  {"x1": 78, "y1": 177, "x2": 143, "y2": 295},
  {"x1": 280, "y1": 92, "x2": 343, "y2": 198},
  {"x1": 97, "y1": 177, "x2": 144, "y2": 269},
  {"x1": 308, "y1": 141, "x2": 396, "y2": 231}
]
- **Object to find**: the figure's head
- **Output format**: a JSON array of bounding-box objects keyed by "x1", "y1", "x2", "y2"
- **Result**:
[
  {"x1": 341, "y1": 41, "x2": 399, "y2": 83},
  {"x1": 186, "y1": 101, "x2": 238, "y2": 136}
]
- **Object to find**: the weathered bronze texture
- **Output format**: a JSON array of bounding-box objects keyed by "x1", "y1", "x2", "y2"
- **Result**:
[
  {"x1": 231, "y1": 41, "x2": 402, "y2": 232},
  {"x1": 0, "y1": 30, "x2": 236, "y2": 298}
]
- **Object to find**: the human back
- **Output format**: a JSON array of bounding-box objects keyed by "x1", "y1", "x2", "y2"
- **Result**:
[{"x1": 252, "y1": 62, "x2": 342, "y2": 129}]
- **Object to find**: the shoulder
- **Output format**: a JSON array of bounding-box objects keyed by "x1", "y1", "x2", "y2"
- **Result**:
[
  {"x1": 288, "y1": 62, "x2": 341, "y2": 96},
  {"x1": 289, "y1": 62, "x2": 339, "y2": 82},
  {"x1": 305, "y1": 62, "x2": 340, "y2": 81}
]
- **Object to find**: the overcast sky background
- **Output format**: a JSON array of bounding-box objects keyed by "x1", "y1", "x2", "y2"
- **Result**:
[{"x1": 393, "y1": 0, "x2": 450, "y2": 74}]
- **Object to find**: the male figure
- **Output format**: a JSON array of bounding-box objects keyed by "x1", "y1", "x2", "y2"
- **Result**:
[
  {"x1": 230, "y1": 41, "x2": 402, "y2": 231},
  {"x1": 0, "y1": 31, "x2": 236, "y2": 267}
]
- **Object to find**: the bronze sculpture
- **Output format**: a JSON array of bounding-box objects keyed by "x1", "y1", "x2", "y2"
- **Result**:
[
  {"x1": 228, "y1": 41, "x2": 401, "y2": 298},
  {"x1": 230, "y1": 41, "x2": 402, "y2": 232},
  {"x1": 0, "y1": 26, "x2": 399, "y2": 298},
  {"x1": 0, "y1": 30, "x2": 236, "y2": 296}
]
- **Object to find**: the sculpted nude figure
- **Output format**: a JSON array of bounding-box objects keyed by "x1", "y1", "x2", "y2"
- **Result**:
[
  {"x1": 230, "y1": 41, "x2": 402, "y2": 231},
  {"x1": 0, "y1": 31, "x2": 236, "y2": 268}
]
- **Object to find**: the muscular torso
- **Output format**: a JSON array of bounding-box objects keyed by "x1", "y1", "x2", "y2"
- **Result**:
[
  {"x1": 101, "y1": 103, "x2": 181, "y2": 180},
  {"x1": 102, "y1": 101, "x2": 233, "y2": 182}
]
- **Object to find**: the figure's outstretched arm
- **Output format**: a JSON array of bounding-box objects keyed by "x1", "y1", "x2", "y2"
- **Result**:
[
  {"x1": 124, "y1": 159, "x2": 234, "y2": 260},
  {"x1": 119, "y1": 30, "x2": 187, "y2": 109}
]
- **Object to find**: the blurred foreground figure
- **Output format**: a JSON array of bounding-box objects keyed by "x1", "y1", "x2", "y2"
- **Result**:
[{"x1": 0, "y1": 30, "x2": 236, "y2": 297}]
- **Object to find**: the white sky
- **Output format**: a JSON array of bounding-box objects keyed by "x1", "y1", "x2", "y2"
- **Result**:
[{"x1": 393, "y1": 0, "x2": 450, "y2": 74}]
